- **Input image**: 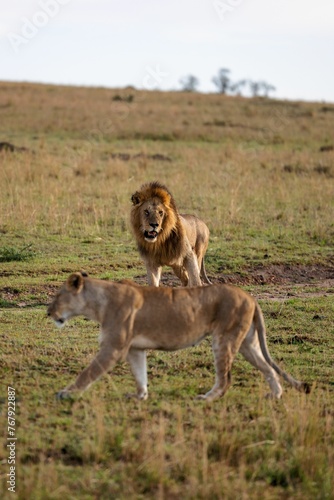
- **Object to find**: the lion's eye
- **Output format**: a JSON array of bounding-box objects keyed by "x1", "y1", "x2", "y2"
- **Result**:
[
  {"x1": 159, "y1": 211, "x2": 164, "y2": 216},
  {"x1": 144, "y1": 209, "x2": 149, "y2": 216}
]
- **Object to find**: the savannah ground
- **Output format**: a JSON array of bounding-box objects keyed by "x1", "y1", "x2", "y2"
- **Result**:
[{"x1": 0, "y1": 82, "x2": 333, "y2": 499}]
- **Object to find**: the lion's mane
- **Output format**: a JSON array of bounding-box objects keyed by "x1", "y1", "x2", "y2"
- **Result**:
[{"x1": 130, "y1": 181, "x2": 188, "y2": 265}]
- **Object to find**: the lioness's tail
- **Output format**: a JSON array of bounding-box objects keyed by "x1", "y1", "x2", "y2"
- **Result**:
[
  {"x1": 254, "y1": 303, "x2": 310, "y2": 394},
  {"x1": 200, "y1": 259, "x2": 211, "y2": 285}
]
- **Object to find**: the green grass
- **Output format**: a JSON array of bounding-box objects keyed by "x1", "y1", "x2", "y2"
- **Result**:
[
  {"x1": 0, "y1": 81, "x2": 333, "y2": 499},
  {"x1": 0, "y1": 245, "x2": 34, "y2": 263},
  {"x1": 0, "y1": 299, "x2": 333, "y2": 499}
]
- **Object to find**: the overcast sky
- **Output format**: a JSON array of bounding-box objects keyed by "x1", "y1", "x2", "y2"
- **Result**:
[{"x1": 1, "y1": 0, "x2": 334, "y2": 102}]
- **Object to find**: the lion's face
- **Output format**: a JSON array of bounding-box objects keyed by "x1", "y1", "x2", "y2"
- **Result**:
[
  {"x1": 131, "y1": 182, "x2": 178, "y2": 249},
  {"x1": 47, "y1": 273, "x2": 86, "y2": 327},
  {"x1": 140, "y1": 198, "x2": 166, "y2": 243}
]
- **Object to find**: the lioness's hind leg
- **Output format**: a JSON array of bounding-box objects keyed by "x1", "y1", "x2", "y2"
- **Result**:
[
  {"x1": 126, "y1": 348, "x2": 148, "y2": 400},
  {"x1": 239, "y1": 326, "x2": 283, "y2": 398},
  {"x1": 197, "y1": 334, "x2": 233, "y2": 402}
]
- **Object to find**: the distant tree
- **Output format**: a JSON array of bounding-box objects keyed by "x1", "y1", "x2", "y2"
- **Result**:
[
  {"x1": 249, "y1": 80, "x2": 276, "y2": 98},
  {"x1": 212, "y1": 68, "x2": 231, "y2": 94},
  {"x1": 211, "y1": 69, "x2": 276, "y2": 98},
  {"x1": 179, "y1": 75, "x2": 200, "y2": 92},
  {"x1": 259, "y1": 81, "x2": 276, "y2": 97},
  {"x1": 249, "y1": 80, "x2": 261, "y2": 97},
  {"x1": 229, "y1": 79, "x2": 248, "y2": 96}
]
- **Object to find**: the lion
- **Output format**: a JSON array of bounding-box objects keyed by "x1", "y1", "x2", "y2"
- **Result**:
[
  {"x1": 130, "y1": 181, "x2": 210, "y2": 286},
  {"x1": 47, "y1": 272, "x2": 310, "y2": 401}
]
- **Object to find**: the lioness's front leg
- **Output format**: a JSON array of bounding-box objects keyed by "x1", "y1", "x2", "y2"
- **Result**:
[
  {"x1": 126, "y1": 347, "x2": 148, "y2": 400},
  {"x1": 57, "y1": 344, "x2": 122, "y2": 399}
]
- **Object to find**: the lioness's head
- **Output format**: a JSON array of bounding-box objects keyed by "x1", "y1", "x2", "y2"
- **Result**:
[
  {"x1": 131, "y1": 182, "x2": 178, "y2": 244},
  {"x1": 47, "y1": 272, "x2": 87, "y2": 327}
]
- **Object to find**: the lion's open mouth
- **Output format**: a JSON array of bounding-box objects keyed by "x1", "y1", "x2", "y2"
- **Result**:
[{"x1": 144, "y1": 230, "x2": 158, "y2": 241}]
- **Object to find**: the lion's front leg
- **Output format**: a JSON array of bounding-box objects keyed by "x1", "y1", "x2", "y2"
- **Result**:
[
  {"x1": 184, "y1": 251, "x2": 202, "y2": 286},
  {"x1": 145, "y1": 263, "x2": 162, "y2": 287},
  {"x1": 126, "y1": 347, "x2": 148, "y2": 400},
  {"x1": 57, "y1": 344, "x2": 122, "y2": 399}
]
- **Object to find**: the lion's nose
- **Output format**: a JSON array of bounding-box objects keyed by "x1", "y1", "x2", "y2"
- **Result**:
[{"x1": 150, "y1": 223, "x2": 159, "y2": 229}]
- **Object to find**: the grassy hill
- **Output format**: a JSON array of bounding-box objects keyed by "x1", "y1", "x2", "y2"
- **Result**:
[{"x1": 0, "y1": 81, "x2": 333, "y2": 499}]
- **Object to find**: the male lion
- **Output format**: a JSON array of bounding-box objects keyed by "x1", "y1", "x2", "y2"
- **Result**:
[
  {"x1": 48, "y1": 272, "x2": 310, "y2": 401},
  {"x1": 130, "y1": 181, "x2": 210, "y2": 286}
]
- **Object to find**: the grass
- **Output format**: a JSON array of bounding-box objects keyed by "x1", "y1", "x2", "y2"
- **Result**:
[
  {"x1": 0, "y1": 300, "x2": 333, "y2": 499},
  {"x1": 0, "y1": 245, "x2": 34, "y2": 263},
  {"x1": 0, "y1": 81, "x2": 333, "y2": 499}
]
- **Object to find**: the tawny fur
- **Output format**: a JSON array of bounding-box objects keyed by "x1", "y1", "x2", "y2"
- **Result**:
[
  {"x1": 130, "y1": 181, "x2": 210, "y2": 286},
  {"x1": 48, "y1": 273, "x2": 310, "y2": 401}
]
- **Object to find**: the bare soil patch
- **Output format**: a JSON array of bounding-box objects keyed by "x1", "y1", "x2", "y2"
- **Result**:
[
  {"x1": 215, "y1": 263, "x2": 334, "y2": 300},
  {"x1": 1, "y1": 264, "x2": 333, "y2": 307},
  {"x1": 215, "y1": 263, "x2": 334, "y2": 286},
  {"x1": 136, "y1": 263, "x2": 334, "y2": 300}
]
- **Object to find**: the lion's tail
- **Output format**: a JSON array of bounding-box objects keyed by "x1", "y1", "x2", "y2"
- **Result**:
[
  {"x1": 200, "y1": 259, "x2": 211, "y2": 285},
  {"x1": 254, "y1": 302, "x2": 310, "y2": 394}
]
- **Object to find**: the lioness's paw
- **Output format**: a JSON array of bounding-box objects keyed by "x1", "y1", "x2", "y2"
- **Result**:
[
  {"x1": 264, "y1": 392, "x2": 282, "y2": 400},
  {"x1": 196, "y1": 394, "x2": 207, "y2": 400},
  {"x1": 126, "y1": 392, "x2": 148, "y2": 401},
  {"x1": 195, "y1": 392, "x2": 220, "y2": 402},
  {"x1": 56, "y1": 390, "x2": 74, "y2": 401}
]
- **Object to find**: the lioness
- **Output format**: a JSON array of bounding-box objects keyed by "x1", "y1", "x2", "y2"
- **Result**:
[
  {"x1": 130, "y1": 181, "x2": 210, "y2": 286},
  {"x1": 48, "y1": 272, "x2": 310, "y2": 401}
]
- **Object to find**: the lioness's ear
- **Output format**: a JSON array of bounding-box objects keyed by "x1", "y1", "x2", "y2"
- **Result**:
[
  {"x1": 66, "y1": 273, "x2": 84, "y2": 294},
  {"x1": 131, "y1": 191, "x2": 141, "y2": 205}
]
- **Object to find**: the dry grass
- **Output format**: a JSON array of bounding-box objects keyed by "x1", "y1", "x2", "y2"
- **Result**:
[
  {"x1": 0, "y1": 301, "x2": 333, "y2": 499},
  {"x1": 0, "y1": 81, "x2": 333, "y2": 499},
  {"x1": 1, "y1": 83, "x2": 333, "y2": 247}
]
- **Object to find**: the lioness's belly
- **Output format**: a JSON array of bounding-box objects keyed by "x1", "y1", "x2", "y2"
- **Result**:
[
  {"x1": 129, "y1": 291, "x2": 216, "y2": 351},
  {"x1": 130, "y1": 331, "x2": 210, "y2": 351}
]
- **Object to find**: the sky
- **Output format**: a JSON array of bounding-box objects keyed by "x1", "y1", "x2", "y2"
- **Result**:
[{"x1": 1, "y1": 0, "x2": 334, "y2": 102}]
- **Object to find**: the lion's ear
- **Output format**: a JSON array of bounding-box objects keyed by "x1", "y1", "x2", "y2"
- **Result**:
[
  {"x1": 131, "y1": 191, "x2": 141, "y2": 205},
  {"x1": 66, "y1": 273, "x2": 84, "y2": 294},
  {"x1": 162, "y1": 192, "x2": 171, "y2": 207}
]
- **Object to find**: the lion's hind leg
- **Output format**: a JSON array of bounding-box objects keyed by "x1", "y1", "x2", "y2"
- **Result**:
[
  {"x1": 126, "y1": 348, "x2": 148, "y2": 400},
  {"x1": 239, "y1": 325, "x2": 283, "y2": 399},
  {"x1": 172, "y1": 265, "x2": 189, "y2": 286}
]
